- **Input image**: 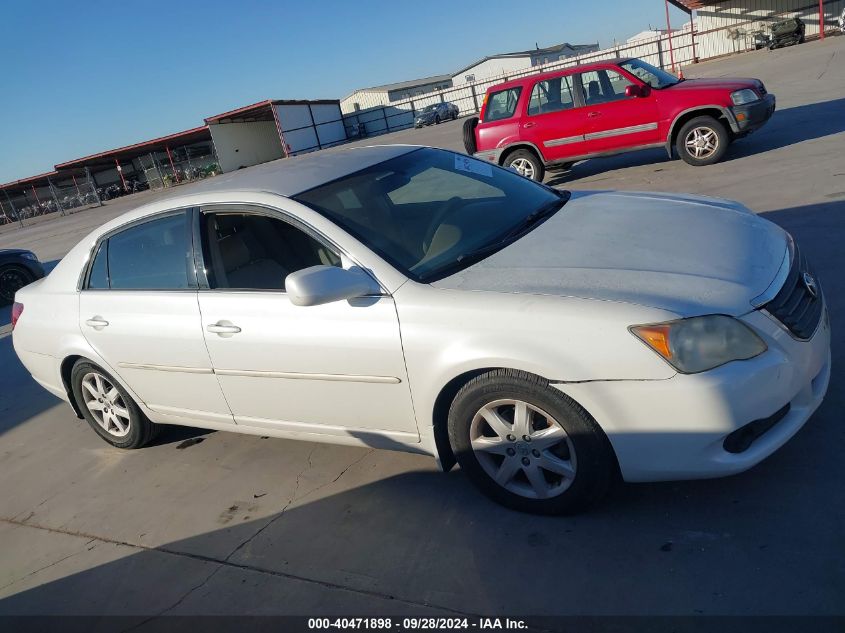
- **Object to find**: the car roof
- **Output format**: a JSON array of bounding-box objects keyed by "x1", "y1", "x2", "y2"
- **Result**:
[
  {"x1": 162, "y1": 144, "x2": 420, "y2": 199},
  {"x1": 486, "y1": 57, "x2": 631, "y2": 92}
]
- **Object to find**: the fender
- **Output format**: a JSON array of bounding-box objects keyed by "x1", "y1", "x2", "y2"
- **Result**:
[{"x1": 665, "y1": 105, "x2": 738, "y2": 156}]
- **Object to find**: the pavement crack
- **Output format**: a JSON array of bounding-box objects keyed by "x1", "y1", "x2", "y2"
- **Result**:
[
  {"x1": 0, "y1": 515, "x2": 466, "y2": 615},
  {"x1": 299, "y1": 449, "x2": 375, "y2": 504},
  {"x1": 0, "y1": 547, "x2": 86, "y2": 592},
  {"x1": 817, "y1": 50, "x2": 836, "y2": 80},
  {"x1": 221, "y1": 445, "x2": 320, "y2": 563}
]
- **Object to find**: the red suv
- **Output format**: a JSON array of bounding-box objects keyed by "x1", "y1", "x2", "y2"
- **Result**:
[{"x1": 463, "y1": 57, "x2": 776, "y2": 181}]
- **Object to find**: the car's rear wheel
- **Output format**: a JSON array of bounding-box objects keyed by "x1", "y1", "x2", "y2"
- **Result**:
[
  {"x1": 71, "y1": 360, "x2": 158, "y2": 449},
  {"x1": 676, "y1": 116, "x2": 729, "y2": 166},
  {"x1": 504, "y1": 149, "x2": 545, "y2": 181},
  {"x1": 462, "y1": 117, "x2": 479, "y2": 154},
  {"x1": 448, "y1": 370, "x2": 616, "y2": 515},
  {"x1": 0, "y1": 265, "x2": 34, "y2": 304}
]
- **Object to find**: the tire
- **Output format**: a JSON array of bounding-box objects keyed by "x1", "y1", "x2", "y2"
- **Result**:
[
  {"x1": 503, "y1": 149, "x2": 545, "y2": 181},
  {"x1": 0, "y1": 265, "x2": 34, "y2": 304},
  {"x1": 452, "y1": 110, "x2": 458, "y2": 121},
  {"x1": 676, "y1": 116, "x2": 729, "y2": 166},
  {"x1": 448, "y1": 369, "x2": 616, "y2": 515},
  {"x1": 71, "y1": 360, "x2": 158, "y2": 449},
  {"x1": 435, "y1": 114, "x2": 441, "y2": 125},
  {"x1": 462, "y1": 117, "x2": 479, "y2": 154}
]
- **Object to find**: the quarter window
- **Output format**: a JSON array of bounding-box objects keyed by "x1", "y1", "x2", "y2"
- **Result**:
[
  {"x1": 579, "y1": 69, "x2": 634, "y2": 105},
  {"x1": 88, "y1": 213, "x2": 193, "y2": 290},
  {"x1": 528, "y1": 75, "x2": 576, "y2": 115},
  {"x1": 88, "y1": 241, "x2": 109, "y2": 289},
  {"x1": 484, "y1": 87, "x2": 522, "y2": 122}
]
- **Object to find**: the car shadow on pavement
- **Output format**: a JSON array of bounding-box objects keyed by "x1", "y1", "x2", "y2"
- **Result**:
[
  {"x1": 0, "y1": 203, "x2": 843, "y2": 621},
  {"x1": 546, "y1": 97, "x2": 845, "y2": 187}
]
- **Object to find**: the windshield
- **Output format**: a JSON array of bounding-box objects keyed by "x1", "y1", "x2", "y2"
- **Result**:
[
  {"x1": 422, "y1": 105, "x2": 438, "y2": 113},
  {"x1": 619, "y1": 59, "x2": 680, "y2": 89},
  {"x1": 294, "y1": 148, "x2": 566, "y2": 282}
]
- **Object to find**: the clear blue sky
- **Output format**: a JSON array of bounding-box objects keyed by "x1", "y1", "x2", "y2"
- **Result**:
[{"x1": 0, "y1": 0, "x2": 688, "y2": 183}]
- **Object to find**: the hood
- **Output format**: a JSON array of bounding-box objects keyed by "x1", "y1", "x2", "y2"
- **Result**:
[
  {"x1": 667, "y1": 77, "x2": 761, "y2": 92},
  {"x1": 433, "y1": 190, "x2": 788, "y2": 317}
]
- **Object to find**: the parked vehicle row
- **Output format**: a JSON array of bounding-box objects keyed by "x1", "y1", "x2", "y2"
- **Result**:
[
  {"x1": 463, "y1": 57, "x2": 776, "y2": 181},
  {"x1": 12, "y1": 145, "x2": 829, "y2": 515}
]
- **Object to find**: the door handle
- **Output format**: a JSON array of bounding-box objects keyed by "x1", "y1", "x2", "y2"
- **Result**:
[
  {"x1": 522, "y1": 122, "x2": 536, "y2": 128},
  {"x1": 85, "y1": 316, "x2": 109, "y2": 330},
  {"x1": 206, "y1": 321, "x2": 241, "y2": 337},
  {"x1": 587, "y1": 111, "x2": 602, "y2": 118}
]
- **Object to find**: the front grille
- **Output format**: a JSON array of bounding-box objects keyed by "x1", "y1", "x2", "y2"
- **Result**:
[{"x1": 763, "y1": 246, "x2": 823, "y2": 339}]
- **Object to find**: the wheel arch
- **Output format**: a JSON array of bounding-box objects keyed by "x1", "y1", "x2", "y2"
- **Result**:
[
  {"x1": 430, "y1": 366, "x2": 620, "y2": 476},
  {"x1": 60, "y1": 355, "x2": 85, "y2": 419},
  {"x1": 498, "y1": 142, "x2": 545, "y2": 167},
  {"x1": 666, "y1": 106, "x2": 736, "y2": 157}
]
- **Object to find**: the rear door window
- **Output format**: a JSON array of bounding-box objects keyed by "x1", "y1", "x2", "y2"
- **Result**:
[
  {"x1": 101, "y1": 213, "x2": 194, "y2": 290},
  {"x1": 485, "y1": 87, "x2": 522, "y2": 122},
  {"x1": 527, "y1": 75, "x2": 577, "y2": 115}
]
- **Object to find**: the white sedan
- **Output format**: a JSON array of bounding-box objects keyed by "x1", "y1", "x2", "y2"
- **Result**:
[{"x1": 12, "y1": 146, "x2": 830, "y2": 514}]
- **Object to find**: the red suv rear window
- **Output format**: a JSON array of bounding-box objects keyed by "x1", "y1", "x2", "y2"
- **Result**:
[{"x1": 483, "y1": 87, "x2": 522, "y2": 122}]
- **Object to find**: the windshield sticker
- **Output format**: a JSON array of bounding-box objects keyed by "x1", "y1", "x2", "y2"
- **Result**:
[{"x1": 455, "y1": 154, "x2": 493, "y2": 178}]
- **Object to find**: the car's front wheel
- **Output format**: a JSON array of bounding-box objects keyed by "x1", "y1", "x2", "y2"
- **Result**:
[
  {"x1": 676, "y1": 116, "x2": 729, "y2": 166},
  {"x1": 503, "y1": 149, "x2": 545, "y2": 181},
  {"x1": 448, "y1": 370, "x2": 616, "y2": 514},
  {"x1": 71, "y1": 360, "x2": 158, "y2": 449}
]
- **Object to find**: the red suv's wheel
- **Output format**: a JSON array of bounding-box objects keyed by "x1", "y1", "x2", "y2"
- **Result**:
[
  {"x1": 676, "y1": 116, "x2": 729, "y2": 166},
  {"x1": 504, "y1": 149, "x2": 545, "y2": 182}
]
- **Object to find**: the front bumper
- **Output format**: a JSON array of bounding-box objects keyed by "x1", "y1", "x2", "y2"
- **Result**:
[
  {"x1": 555, "y1": 303, "x2": 830, "y2": 482},
  {"x1": 729, "y1": 93, "x2": 776, "y2": 134}
]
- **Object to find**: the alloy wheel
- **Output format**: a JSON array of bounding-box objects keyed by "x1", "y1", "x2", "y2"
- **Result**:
[
  {"x1": 509, "y1": 157, "x2": 536, "y2": 179},
  {"x1": 81, "y1": 372, "x2": 131, "y2": 437},
  {"x1": 470, "y1": 399, "x2": 577, "y2": 499},
  {"x1": 684, "y1": 126, "x2": 719, "y2": 160}
]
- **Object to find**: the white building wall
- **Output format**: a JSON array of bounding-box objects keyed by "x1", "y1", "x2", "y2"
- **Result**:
[
  {"x1": 208, "y1": 120, "x2": 283, "y2": 173},
  {"x1": 341, "y1": 90, "x2": 390, "y2": 114},
  {"x1": 451, "y1": 56, "x2": 532, "y2": 87},
  {"x1": 695, "y1": 0, "x2": 844, "y2": 60}
]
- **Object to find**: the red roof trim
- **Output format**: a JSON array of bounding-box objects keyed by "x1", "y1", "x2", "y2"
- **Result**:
[
  {"x1": 0, "y1": 170, "x2": 59, "y2": 189},
  {"x1": 204, "y1": 99, "x2": 274, "y2": 123},
  {"x1": 54, "y1": 125, "x2": 211, "y2": 169}
]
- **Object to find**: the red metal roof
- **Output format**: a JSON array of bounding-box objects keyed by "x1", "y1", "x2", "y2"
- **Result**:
[
  {"x1": 54, "y1": 125, "x2": 212, "y2": 169},
  {"x1": 204, "y1": 99, "x2": 340, "y2": 124},
  {"x1": 0, "y1": 170, "x2": 59, "y2": 190},
  {"x1": 668, "y1": 0, "x2": 723, "y2": 11}
]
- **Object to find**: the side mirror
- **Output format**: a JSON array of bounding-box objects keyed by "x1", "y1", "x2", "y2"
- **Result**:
[
  {"x1": 286, "y1": 265, "x2": 380, "y2": 307},
  {"x1": 625, "y1": 85, "x2": 643, "y2": 98}
]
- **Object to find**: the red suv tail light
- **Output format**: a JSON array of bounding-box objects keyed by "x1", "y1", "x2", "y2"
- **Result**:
[{"x1": 11, "y1": 302, "x2": 23, "y2": 330}]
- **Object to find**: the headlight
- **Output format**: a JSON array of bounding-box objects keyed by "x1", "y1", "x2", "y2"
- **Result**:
[
  {"x1": 630, "y1": 315, "x2": 767, "y2": 374},
  {"x1": 21, "y1": 252, "x2": 38, "y2": 261},
  {"x1": 731, "y1": 89, "x2": 759, "y2": 105}
]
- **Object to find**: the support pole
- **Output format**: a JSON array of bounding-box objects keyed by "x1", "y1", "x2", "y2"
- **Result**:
[
  {"x1": 664, "y1": 0, "x2": 677, "y2": 73},
  {"x1": 31, "y1": 185, "x2": 41, "y2": 205},
  {"x1": 72, "y1": 175, "x2": 81, "y2": 195},
  {"x1": 3, "y1": 189, "x2": 23, "y2": 228},
  {"x1": 47, "y1": 177, "x2": 65, "y2": 216},
  {"x1": 165, "y1": 145, "x2": 179, "y2": 183},
  {"x1": 819, "y1": 0, "x2": 825, "y2": 39},
  {"x1": 114, "y1": 158, "x2": 127, "y2": 192},
  {"x1": 86, "y1": 167, "x2": 102, "y2": 206}
]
